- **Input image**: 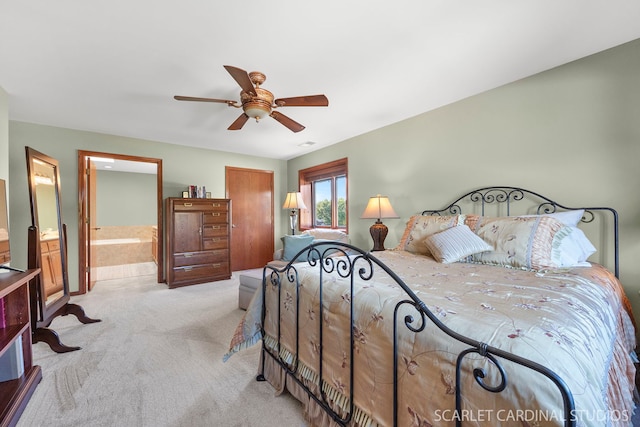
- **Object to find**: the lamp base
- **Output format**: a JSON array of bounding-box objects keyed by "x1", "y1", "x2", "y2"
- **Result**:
[
  {"x1": 289, "y1": 210, "x2": 298, "y2": 235},
  {"x1": 369, "y1": 220, "x2": 388, "y2": 251}
]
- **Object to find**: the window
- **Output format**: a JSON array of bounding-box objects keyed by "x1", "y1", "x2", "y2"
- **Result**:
[{"x1": 298, "y1": 158, "x2": 348, "y2": 231}]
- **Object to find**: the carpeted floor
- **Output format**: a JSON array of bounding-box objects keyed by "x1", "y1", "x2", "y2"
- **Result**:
[{"x1": 17, "y1": 273, "x2": 307, "y2": 427}]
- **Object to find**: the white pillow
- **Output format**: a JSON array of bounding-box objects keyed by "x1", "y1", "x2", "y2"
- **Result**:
[
  {"x1": 551, "y1": 226, "x2": 596, "y2": 267},
  {"x1": 519, "y1": 209, "x2": 584, "y2": 227},
  {"x1": 424, "y1": 225, "x2": 493, "y2": 263}
]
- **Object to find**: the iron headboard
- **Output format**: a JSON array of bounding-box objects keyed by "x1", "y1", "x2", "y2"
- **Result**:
[{"x1": 420, "y1": 186, "x2": 619, "y2": 277}]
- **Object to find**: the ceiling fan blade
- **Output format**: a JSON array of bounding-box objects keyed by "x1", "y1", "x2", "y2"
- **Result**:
[
  {"x1": 228, "y1": 113, "x2": 249, "y2": 130},
  {"x1": 274, "y1": 94, "x2": 329, "y2": 107},
  {"x1": 174, "y1": 95, "x2": 236, "y2": 105},
  {"x1": 270, "y1": 111, "x2": 305, "y2": 133},
  {"x1": 223, "y1": 65, "x2": 257, "y2": 96}
]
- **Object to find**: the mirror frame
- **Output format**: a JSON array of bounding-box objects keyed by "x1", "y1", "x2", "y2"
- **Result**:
[{"x1": 25, "y1": 146, "x2": 71, "y2": 322}]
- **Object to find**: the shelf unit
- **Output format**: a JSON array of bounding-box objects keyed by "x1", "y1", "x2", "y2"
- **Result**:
[{"x1": 0, "y1": 268, "x2": 41, "y2": 427}]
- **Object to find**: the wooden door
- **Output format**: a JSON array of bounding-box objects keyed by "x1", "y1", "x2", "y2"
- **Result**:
[
  {"x1": 226, "y1": 167, "x2": 274, "y2": 271},
  {"x1": 87, "y1": 159, "x2": 97, "y2": 291}
]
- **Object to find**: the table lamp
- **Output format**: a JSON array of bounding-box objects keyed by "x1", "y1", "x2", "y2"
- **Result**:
[
  {"x1": 361, "y1": 195, "x2": 399, "y2": 251},
  {"x1": 282, "y1": 192, "x2": 307, "y2": 235}
]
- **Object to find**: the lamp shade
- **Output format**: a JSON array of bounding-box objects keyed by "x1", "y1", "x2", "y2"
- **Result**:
[
  {"x1": 282, "y1": 192, "x2": 308, "y2": 210},
  {"x1": 360, "y1": 195, "x2": 399, "y2": 220}
]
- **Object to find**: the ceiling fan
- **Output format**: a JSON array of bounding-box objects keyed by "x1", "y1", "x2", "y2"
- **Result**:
[{"x1": 174, "y1": 65, "x2": 329, "y2": 133}]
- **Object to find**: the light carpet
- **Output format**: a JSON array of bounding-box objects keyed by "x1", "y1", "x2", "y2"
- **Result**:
[{"x1": 17, "y1": 273, "x2": 307, "y2": 427}]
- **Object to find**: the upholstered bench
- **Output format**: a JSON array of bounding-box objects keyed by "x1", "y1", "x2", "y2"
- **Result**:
[{"x1": 238, "y1": 268, "x2": 263, "y2": 310}]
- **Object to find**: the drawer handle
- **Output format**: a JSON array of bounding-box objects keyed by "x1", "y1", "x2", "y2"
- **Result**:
[
  {"x1": 183, "y1": 253, "x2": 193, "y2": 258},
  {"x1": 183, "y1": 203, "x2": 193, "y2": 207},
  {"x1": 212, "y1": 203, "x2": 221, "y2": 207},
  {"x1": 212, "y1": 263, "x2": 221, "y2": 268},
  {"x1": 210, "y1": 238, "x2": 220, "y2": 242},
  {"x1": 211, "y1": 212, "x2": 221, "y2": 217},
  {"x1": 210, "y1": 225, "x2": 221, "y2": 230},
  {"x1": 182, "y1": 266, "x2": 193, "y2": 271}
]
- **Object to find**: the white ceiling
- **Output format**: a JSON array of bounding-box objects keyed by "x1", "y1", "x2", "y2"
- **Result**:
[{"x1": 2, "y1": 1, "x2": 640, "y2": 161}]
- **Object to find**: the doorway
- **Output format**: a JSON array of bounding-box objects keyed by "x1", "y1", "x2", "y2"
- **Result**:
[{"x1": 77, "y1": 151, "x2": 163, "y2": 294}]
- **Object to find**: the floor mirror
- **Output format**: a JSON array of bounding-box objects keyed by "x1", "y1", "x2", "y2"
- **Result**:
[{"x1": 26, "y1": 147, "x2": 100, "y2": 353}]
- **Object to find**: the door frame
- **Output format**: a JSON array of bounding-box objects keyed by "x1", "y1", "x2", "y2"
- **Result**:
[{"x1": 77, "y1": 150, "x2": 163, "y2": 294}]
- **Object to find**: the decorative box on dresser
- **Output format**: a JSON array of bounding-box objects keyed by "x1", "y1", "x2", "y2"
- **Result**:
[
  {"x1": 165, "y1": 198, "x2": 231, "y2": 288},
  {"x1": 0, "y1": 268, "x2": 41, "y2": 427}
]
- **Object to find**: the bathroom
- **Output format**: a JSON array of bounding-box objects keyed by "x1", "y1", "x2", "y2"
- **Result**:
[{"x1": 91, "y1": 162, "x2": 157, "y2": 281}]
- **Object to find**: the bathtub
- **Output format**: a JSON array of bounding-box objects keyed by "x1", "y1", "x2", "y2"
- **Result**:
[{"x1": 92, "y1": 226, "x2": 156, "y2": 267}]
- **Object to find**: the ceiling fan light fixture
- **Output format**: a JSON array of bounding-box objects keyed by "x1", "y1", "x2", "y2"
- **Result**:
[
  {"x1": 244, "y1": 100, "x2": 271, "y2": 121},
  {"x1": 175, "y1": 65, "x2": 328, "y2": 131},
  {"x1": 243, "y1": 86, "x2": 274, "y2": 121}
]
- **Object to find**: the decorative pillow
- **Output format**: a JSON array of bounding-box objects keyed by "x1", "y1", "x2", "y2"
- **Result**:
[
  {"x1": 282, "y1": 234, "x2": 315, "y2": 262},
  {"x1": 394, "y1": 215, "x2": 466, "y2": 255},
  {"x1": 424, "y1": 225, "x2": 493, "y2": 263},
  {"x1": 467, "y1": 216, "x2": 566, "y2": 270}
]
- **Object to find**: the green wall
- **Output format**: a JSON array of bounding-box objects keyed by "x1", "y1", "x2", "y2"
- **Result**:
[
  {"x1": 8, "y1": 124, "x2": 287, "y2": 292},
  {"x1": 0, "y1": 87, "x2": 10, "y2": 269},
  {"x1": 287, "y1": 38, "x2": 640, "y2": 326},
  {"x1": 96, "y1": 170, "x2": 156, "y2": 226},
  {"x1": 0, "y1": 86, "x2": 8, "y2": 183}
]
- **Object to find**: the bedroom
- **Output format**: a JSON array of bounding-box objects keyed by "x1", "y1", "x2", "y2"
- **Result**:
[{"x1": 1, "y1": 2, "x2": 640, "y2": 426}]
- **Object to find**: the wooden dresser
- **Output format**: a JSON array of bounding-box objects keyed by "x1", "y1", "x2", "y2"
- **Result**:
[{"x1": 165, "y1": 198, "x2": 231, "y2": 288}]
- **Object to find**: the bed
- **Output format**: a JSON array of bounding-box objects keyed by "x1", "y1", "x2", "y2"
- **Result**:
[{"x1": 225, "y1": 186, "x2": 637, "y2": 427}]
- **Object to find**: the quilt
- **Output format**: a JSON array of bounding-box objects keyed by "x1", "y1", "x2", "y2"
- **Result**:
[{"x1": 226, "y1": 250, "x2": 636, "y2": 427}]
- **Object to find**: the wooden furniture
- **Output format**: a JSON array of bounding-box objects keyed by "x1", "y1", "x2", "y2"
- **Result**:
[
  {"x1": 39, "y1": 238, "x2": 63, "y2": 298},
  {"x1": 0, "y1": 268, "x2": 41, "y2": 427},
  {"x1": 165, "y1": 198, "x2": 231, "y2": 288}
]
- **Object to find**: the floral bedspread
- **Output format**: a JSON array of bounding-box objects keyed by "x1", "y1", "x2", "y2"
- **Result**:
[{"x1": 226, "y1": 250, "x2": 637, "y2": 427}]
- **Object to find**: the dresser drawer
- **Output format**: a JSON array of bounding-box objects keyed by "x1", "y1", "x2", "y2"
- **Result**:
[
  {"x1": 173, "y1": 249, "x2": 227, "y2": 267},
  {"x1": 203, "y1": 223, "x2": 228, "y2": 237},
  {"x1": 202, "y1": 211, "x2": 229, "y2": 224},
  {"x1": 173, "y1": 200, "x2": 228, "y2": 212},
  {"x1": 173, "y1": 251, "x2": 214, "y2": 267},
  {"x1": 203, "y1": 237, "x2": 228, "y2": 250},
  {"x1": 172, "y1": 263, "x2": 230, "y2": 282}
]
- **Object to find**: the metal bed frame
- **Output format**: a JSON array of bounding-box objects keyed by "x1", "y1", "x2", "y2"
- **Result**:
[{"x1": 256, "y1": 186, "x2": 621, "y2": 427}]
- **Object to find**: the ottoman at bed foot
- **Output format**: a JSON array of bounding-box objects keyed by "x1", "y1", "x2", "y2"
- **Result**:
[{"x1": 238, "y1": 269, "x2": 263, "y2": 310}]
